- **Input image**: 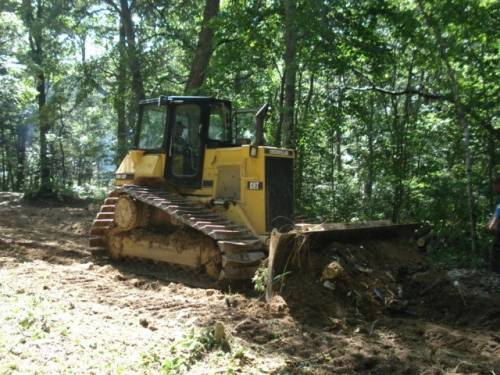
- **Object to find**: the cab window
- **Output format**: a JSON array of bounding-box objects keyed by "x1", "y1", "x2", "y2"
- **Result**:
[
  {"x1": 139, "y1": 105, "x2": 166, "y2": 149},
  {"x1": 208, "y1": 103, "x2": 231, "y2": 143}
]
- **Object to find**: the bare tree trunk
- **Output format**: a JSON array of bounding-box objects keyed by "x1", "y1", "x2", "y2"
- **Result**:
[
  {"x1": 115, "y1": 20, "x2": 128, "y2": 164},
  {"x1": 0, "y1": 120, "x2": 6, "y2": 190},
  {"x1": 335, "y1": 129, "x2": 342, "y2": 173},
  {"x1": 294, "y1": 67, "x2": 303, "y2": 127},
  {"x1": 16, "y1": 124, "x2": 27, "y2": 191},
  {"x1": 365, "y1": 95, "x2": 374, "y2": 203},
  {"x1": 282, "y1": 0, "x2": 297, "y2": 149},
  {"x1": 275, "y1": 73, "x2": 285, "y2": 145},
  {"x1": 330, "y1": 88, "x2": 344, "y2": 206},
  {"x1": 485, "y1": 123, "x2": 497, "y2": 207},
  {"x1": 37, "y1": 70, "x2": 52, "y2": 193},
  {"x1": 56, "y1": 106, "x2": 67, "y2": 186},
  {"x1": 335, "y1": 89, "x2": 344, "y2": 174},
  {"x1": 23, "y1": 0, "x2": 53, "y2": 194},
  {"x1": 418, "y1": 1, "x2": 478, "y2": 254},
  {"x1": 391, "y1": 59, "x2": 414, "y2": 223},
  {"x1": 297, "y1": 73, "x2": 314, "y2": 205},
  {"x1": 107, "y1": 0, "x2": 145, "y2": 147},
  {"x1": 184, "y1": 0, "x2": 220, "y2": 94},
  {"x1": 23, "y1": 0, "x2": 52, "y2": 194}
]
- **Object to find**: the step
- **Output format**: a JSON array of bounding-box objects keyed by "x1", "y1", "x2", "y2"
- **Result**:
[
  {"x1": 97, "y1": 212, "x2": 115, "y2": 220},
  {"x1": 104, "y1": 197, "x2": 119, "y2": 205},
  {"x1": 93, "y1": 219, "x2": 114, "y2": 227},
  {"x1": 100, "y1": 205, "x2": 116, "y2": 212}
]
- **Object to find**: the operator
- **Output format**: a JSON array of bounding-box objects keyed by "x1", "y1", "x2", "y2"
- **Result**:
[
  {"x1": 172, "y1": 121, "x2": 194, "y2": 174},
  {"x1": 487, "y1": 177, "x2": 500, "y2": 273}
]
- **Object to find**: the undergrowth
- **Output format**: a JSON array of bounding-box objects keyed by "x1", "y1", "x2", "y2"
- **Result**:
[
  {"x1": 22, "y1": 182, "x2": 110, "y2": 205},
  {"x1": 253, "y1": 267, "x2": 291, "y2": 294},
  {"x1": 426, "y1": 224, "x2": 491, "y2": 270},
  {"x1": 161, "y1": 326, "x2": 230, "y2": 374}
]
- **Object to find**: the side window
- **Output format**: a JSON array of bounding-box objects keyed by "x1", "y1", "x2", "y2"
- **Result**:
[
  {"x1": 208, "y1": 103, "x2": 231, "y2": 142},
  {"x1": 139, "y1": 106, "x2": 166, "y2": 149},
  {"x1": 170, "y1": 104, "x2": 201, "y2": 177}
]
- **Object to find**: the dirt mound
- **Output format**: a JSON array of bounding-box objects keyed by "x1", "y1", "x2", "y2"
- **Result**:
[
  {"x1": 408, "y1": 268, "x2": 500, "y2": 328},
  {"x1": 22, "y1": 190, "x2": 91, "y2": 207},
  {"x1": 273, "y1": 236, "x2": 500, "y2": 329}
]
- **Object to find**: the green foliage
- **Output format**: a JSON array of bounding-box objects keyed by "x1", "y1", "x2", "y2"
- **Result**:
[
  {"x1": 252, "y1": 266, "x2": 268, "y2": 293},
  {"x1": 162, "y1": 326, "x2": 230, "y2": 374},
  {"x1": 253, "y1": 267, "x2": 292, "y2": 294},
  {"x1": 0, "y1": 0, "x2": 498, "y2": 267},
  {"x1": 427, "y1": 224, "x2": 490, "y2": 269}
]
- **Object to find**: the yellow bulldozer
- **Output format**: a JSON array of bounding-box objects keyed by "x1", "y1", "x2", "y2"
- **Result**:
[{"x1": 90, "y1": 95, "x2": 421, "y2": 282}]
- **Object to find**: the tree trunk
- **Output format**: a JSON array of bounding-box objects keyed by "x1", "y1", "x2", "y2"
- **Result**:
[
  {"x1": 335, "y1": 89, "x2": 344, "y2": 174},
  {"x1": 0, "y1": 120, "x2": 6, "y2": 190},
  {"x1": 57, "y1": 107, "x2": 67, "y2": 186},
  {"x1": 37, "y1": 70, "x2": 52, "y2": 193},
  {"x1": 281, "y1": 0, "x2": 297, "y2": 149},
  {"x1": 115, "y1": 20, "x2": 128, "y2": 164},
  {"x1": 296, "y1": 73, "x2": 314, "y2": 204},
  {"x1": 23, "y1": 0, "x2": 52, "y2": 194},
  {"x1": 275, "y1": 72, "x2": 285, "y2": 146},
  {"x1": 15, "y1": 124, "x2": 27, "y2": 191},
  {"x1": 365, "y1": 95, "x2": 374, "y2": 203},
  {"x1": 115, "y1": 0, "x2": 145, "y2": 147},
  {"x1": 418, "y1": 1, "x2": 478, "y2": 255},
  {"x1": 486, "y1": 123, "x2": 497, "y2": 207},
  {"x1": 184, "y1": 0, "x2": 220, "y2": 94},
  {"x1": 391, "y1": 59, "x2": 414, "y2": 223}
]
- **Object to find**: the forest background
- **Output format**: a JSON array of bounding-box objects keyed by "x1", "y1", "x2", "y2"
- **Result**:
[{"x1": 0, "y1": 0, "x2": 498, "y2": 267}]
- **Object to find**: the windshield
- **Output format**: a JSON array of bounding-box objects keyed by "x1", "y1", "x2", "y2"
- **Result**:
[{"x1": 139, "y1": 105, "x2": 167, "y2": 149}]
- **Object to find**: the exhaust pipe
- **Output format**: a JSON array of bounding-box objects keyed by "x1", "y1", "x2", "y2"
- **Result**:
[{"x1": 254, "y1": 103, "x2": 269, "y2": 146}]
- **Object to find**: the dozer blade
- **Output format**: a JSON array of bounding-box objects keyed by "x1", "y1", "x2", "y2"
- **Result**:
[{"x1": 265, "y1": 221, "x2": 424, "y2": 300}]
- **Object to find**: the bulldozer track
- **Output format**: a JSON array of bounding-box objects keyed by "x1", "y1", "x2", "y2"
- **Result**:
[{"x1": 89, "y1": 185, "x2": 265, "y2": 281}]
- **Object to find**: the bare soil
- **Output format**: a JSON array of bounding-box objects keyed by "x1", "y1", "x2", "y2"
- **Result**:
[{"x1": 0, "y1": 193, "x2": 499, "y2": 374}]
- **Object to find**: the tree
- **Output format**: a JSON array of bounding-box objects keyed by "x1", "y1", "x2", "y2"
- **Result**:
[
  {"x1": 185, "y1": 0, "x2": 219, "y2": 94},
  {"x1": 105, "y1": 0, "x2": 145, "y2": 146},
  {"x1": 20, "y1": 0, "x2": 74, "y2": 194},
  {"x1": 281, "y1": 0, "x2": 297, "y2": 149}
]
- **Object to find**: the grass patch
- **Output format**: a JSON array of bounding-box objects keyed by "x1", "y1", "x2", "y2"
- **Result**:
[{"x1": 162, "y1": 326, "x2": 230, "y2": 374}]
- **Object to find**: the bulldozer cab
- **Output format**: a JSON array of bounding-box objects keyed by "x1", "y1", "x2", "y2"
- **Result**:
[{"x1": 137, "y1": 96, "x2": 234, "y2": 188}]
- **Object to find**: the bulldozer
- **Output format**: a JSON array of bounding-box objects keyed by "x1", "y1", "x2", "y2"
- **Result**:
[{"x1": 90, "y1": 95, "x2": 421, "y2": 283}]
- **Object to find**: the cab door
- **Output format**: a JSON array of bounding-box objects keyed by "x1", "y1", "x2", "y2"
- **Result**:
[{"x1": 165, "y1": 101, "x2": 207, "y2": 188}]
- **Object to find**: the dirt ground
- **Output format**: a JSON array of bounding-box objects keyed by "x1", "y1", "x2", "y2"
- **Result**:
[{"x1": 0, "y1": 193, "x2": 499, "y2": 374}]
